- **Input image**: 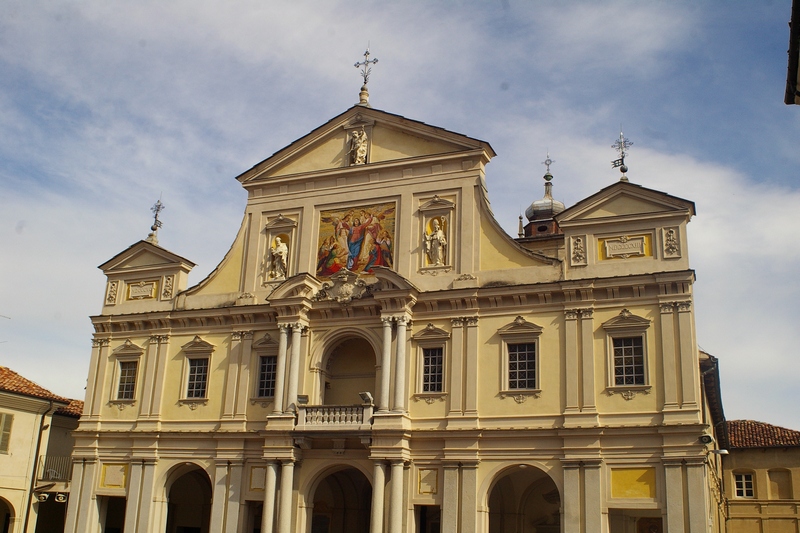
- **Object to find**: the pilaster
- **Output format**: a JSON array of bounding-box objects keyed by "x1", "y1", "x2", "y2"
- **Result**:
[{"x1": 447, "y1": 318, "x2": 464, "y2": 417}]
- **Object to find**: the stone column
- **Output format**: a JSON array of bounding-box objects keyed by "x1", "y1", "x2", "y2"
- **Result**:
[
  {"x1": 460, "y1": 462, "x2": 479, "y2": 533},
  {"x1": 441, "y1": 463, "x2": 460, "y2": 533},
  {"x1": 388, "y1": 460, "x2": 405, "y2": 533},
  {"x1": 464, "y1": 318, "x2": 479, "y2": 416},
  {"x1": 75, "y1": 459, "x2": 99, "y2": 533},
  {"x1": 583, "y1": 460, "x2": 603, "y2": 533},
  {"x1": 139, "y1": 335, "x2": 161, "y2": 417},
  {"x1": 136, "y1": 460, "x2": 157, "y2": 533},
  {"x1": 277, "y1": 460, "x2": 295, "y2": 533},
  {"x1": 235, "y1": 332, "x2": 254, "y2": 417},
  {"x1": 370, "y1": 461, "x2": 387, "y2": 533},
  {"x1": 209, "y1": 462, "x2": 229, "y2": 532},
  {"x1": 564, "y1": 310, "x2": 580, "y2": 412},
  {"x1": 685, "y1": 459, "x2": 707, "y2": 533},
  {"x1": 88, "y1": 340, "x2": 110, "y2": 418},
  {"x1": 448, "y1": 319, "x2": 464, "y2": 416},
  {"x1": 273, "y1": 324, "x2": 289, "y2": 414},
  {"x1": 262, "y1": 462, "x2": 279, "y2": 533},
  {"x1": 286, "y1": 324, "x2": 303, "y2": 410},
  {"x1": 663, "y1": 459, "x2": 686, "y2": 533},
  {"x1": 123, "y1": 461, "x2": 143, "y2": 533},
  {"x1": 660, "y1": 303, "x2": 679, "y2": 410},
  {"x1": 579, "y1": 309, "x2": 596, "y2": 411},
  {"x1": 63, "y1": 460, "x2": 85, "y2": 533},
  {"x1": 561, "y1": 461, "x2": 581, "y2": 532},
  {"x1": 379, "y1": 317, "x2": 394, "y2": 412},
  {"x1": 149, "y1": 336, "x2": 170, "y2": 418},
  {"x1": 676, "y1": 302, "x2": 698, "y2": 407},
  {"x1": 224, "y1": 461, "x2": 243, "y2": 533},
  {"x1": 392, "y1": 317, "x2": 409, "y2": 412},
  {"x1": 223, "y1": 333, "x2": 244, "y2": 419}
]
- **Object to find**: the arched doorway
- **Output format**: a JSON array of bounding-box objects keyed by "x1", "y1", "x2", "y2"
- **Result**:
[
  {"x1": 165, "y1": 466, "x2": 212, "y2": 533},
  {"x1": 0, "y1": 497, "x2": 13, "y2": 533},
  {"x1": 488, "y1": 466, "x2": 560, "y2": 533},
  {"x1": 322, "y1": 338, "x2": 376, "y2": 405},
  {"x1": 310, "y1": 467, "x2": 372, "y2": 533}
]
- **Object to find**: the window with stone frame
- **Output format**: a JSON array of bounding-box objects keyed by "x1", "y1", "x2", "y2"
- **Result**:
[
  {"x1": 186, "y1": 357, "x2": 209, "y2": 398},
  {"x1": 116, "y1": 360, "x2": 138, "y2": 400},
  {"x1": 601, "y1": 310, "x2": 651, "y2": 390},
  {"x1": 734, "y1": 473, "x2": 755, "y2": 498},
  {"x1": 422, "y1": 347, "x2": 444, "y2": 393},
  {"x1": 497, "y1": 316, "x2": 543, "y2": 396},
  {"x1": 257, "y1": 355, "x2": 278, "y2": 398},
  {"x1": 0, "y1": 413, "x2": 12, "y2": 454}
]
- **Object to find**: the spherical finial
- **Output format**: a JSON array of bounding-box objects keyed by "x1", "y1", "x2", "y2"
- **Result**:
[{"x1": 543, "y1": 171, "x2": 553, "y2": 182}]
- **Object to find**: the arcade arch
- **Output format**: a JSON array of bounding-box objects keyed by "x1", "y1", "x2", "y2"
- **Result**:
[
  {"x1": 488, "y1": 465, "x2": 561, "y2": 533},
  {"x1": 164, "y1": 464, "x2": 212, "y2": 533},
  {"x1": 309, "y1": 467, "x2": 372, "y2": 533},
  {"x1": 319, "y1": 337, "x2": 377, "y2": 406}
]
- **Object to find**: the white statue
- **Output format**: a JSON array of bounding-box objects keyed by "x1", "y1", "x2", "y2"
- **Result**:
[
  {"x1": 269, "y1": 237, "x2": 288, "y2": 280},
  {"x1": 349, "y1": 128, "x2": 368, "y2": 165},
  {"x1": 424, "y1": 218, "x2": 447, "y2": 266}
]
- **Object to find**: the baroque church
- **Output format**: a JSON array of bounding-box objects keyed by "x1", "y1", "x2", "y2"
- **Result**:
[{"x1": 65, "y1": 72, "x2": 725, "y2": 533}]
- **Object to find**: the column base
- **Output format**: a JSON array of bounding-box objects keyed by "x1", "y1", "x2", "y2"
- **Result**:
[{"x1": 562, "y1": 411, "x2": 600, "y2": 428}]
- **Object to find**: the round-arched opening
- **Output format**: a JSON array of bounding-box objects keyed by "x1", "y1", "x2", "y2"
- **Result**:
[
  {"x1": 322, "y1": 338, "x2": 376, "y2": 405},
  {"x1": 0, "y1": 497, "x2": 14, "y2": 533},
  {"x1": 165, "y1": 466, "x2": 212, "y2": 533},
  {"x1": 310, "y1": 467, "x2": 372, "y2": 533},
  {"x1": 488, "y1": 465, "x2": 560, "y2": 533}
]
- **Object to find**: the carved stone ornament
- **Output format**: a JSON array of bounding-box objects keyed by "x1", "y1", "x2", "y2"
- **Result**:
[
  {"x1": 662, "y1": 227, "x2": 681, "y2": 258},
  {"x1": 604, "y1": 235, "x2": 646, "y2": 259},
  {"x1": 500, "y1": 391, "x2": 541, "y2": 403},
  {"x1": 605, "y1": 387, "x2": 651, "y2": 401},
  {"x1": 570, "y1": 235, "x2": 588, "y2": 266},
  {"x1": 348, "y1": 127, "x2": 369, "y2": 165},
  {"x1": 106, "y1": 280, "x2": 119, "y2": 305},
  {"x1": 454, "y1": 274, "x2": 476, "y2": 281},
  {"x1": 413, "y1": 394, "x2": 446, "y2": 404},
  {"x1": 162, "y1": 275, "x2": 175, "y2": 299},
  {"x1": 314, "y1": 269, "x2": 374, "y2": 304}
]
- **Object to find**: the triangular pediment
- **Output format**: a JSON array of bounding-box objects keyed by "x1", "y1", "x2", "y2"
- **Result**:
[
  {"x1": 602, "y1": 309, "x2": 651, "y2": 330},
  {"x1": 497, "y1": 316, "x2": 544, "y2": 337},
  {"x1": 181, "y1": 335, "x2": 215, "y2": 354},
  {"x1": 237, "y1": 106, "x2": 495, "y2": 183},
  {"x1": 99, "y1": 241, "x2": 195, "y2": 274},
  {"x1": 411, "y1": 323, "x2": 451, "y2": 341},
  {"x1": 252, "y1": 334, "x2": 279, "y2": 353},
  {"x1": 112, "y1": 339, "x2": 145, "y2": 356},
  {"x1": 557, "y1": 181, "x2": 695, "y2": 225}
]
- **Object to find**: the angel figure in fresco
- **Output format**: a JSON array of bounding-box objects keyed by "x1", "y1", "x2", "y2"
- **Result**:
[
  {"x1": 424, "y1": 218, "x2": 447, "y2": 266},
  {"x1": 316, "y1": 235, "x2": 344, "y2": 277},
  {"x1": 348, "y1": 128, "x2": 368, "y2": 165},
  {"x1": 269, "y1": 237, "x2": 289, "y2": 280},
  {"x1": 364, "y1": 229, "x2": 393, "y2": 271}
]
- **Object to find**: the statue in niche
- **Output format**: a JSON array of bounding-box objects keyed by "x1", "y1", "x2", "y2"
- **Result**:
[
  {"x1": 348, "y1": 127, "x2": 368, "y2": 165},
  {"x1": 424, "y1": 217, "x2": 447, "y2": 266},
  {"x1": 268, "y1": 237, "x2": 289, "y2": 280}
]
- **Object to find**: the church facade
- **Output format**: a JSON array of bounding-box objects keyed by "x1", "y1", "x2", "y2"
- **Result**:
[{"x1": 65, "y1": 96, "x2": 723, "y2": 533}]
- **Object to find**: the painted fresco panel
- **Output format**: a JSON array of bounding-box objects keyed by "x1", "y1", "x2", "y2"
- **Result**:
[{"x1": 317, "y1": 202, "x2": 396, "y2": 277}]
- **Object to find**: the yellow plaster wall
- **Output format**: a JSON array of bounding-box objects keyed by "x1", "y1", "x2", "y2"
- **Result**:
[
  {"x1": 370, "y1": 126, "x2": 460, "y2": 163},
  {"x1": 610, "y1": 467, "x2": 656, "y2": 498},
  {"x1": 270, "y1": 132, "x2": 348, "y2": 177},
  {"x1": 582, "y1": 195, "x2": 667, "y2": 219},
  {"x1": 479, "y1": 221, "x2": 536, "y2": 271},
  {"x1": 192, "y1": 225, "x2": 245, "y2": 296}
]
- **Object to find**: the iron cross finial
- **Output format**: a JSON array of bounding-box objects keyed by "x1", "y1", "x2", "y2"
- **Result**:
[
  {"x1": 354, "y1": 47, "x2": 379, "y2": 86},
  {"x1": 542, "y1": 151, "x2": 555, "y2": 173},
  {"x1": 150, "y1": 199, "x2": 164, "y2": 232},
  {"x1": 611, "y1": 128, "x2": 633, "y2": 181}
]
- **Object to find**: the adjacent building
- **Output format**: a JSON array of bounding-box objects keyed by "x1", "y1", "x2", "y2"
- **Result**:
[
  {"x1": 0, "y1": 366, "x2": 82, "y2": 533},
  {"x1": 723, "y1": 420, "x2": 800, "y2": 532},
  {"x1": 66, "y1": 88, "x2": 724, "y2": 533}
]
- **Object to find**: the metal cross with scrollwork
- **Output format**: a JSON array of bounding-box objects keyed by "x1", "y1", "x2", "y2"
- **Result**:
[
  {"x1": 150, "y1": 199, "x2": 164, "y2": 232},
  {"x1": 611, "y1": 130, "x2": 633, "y2": 170},
  {"x1": 542, "y1": 151, "x2": 555, "y2": 173},
  {"x1": 354, "y1": 48, "x2": 378, "y2": 86}
]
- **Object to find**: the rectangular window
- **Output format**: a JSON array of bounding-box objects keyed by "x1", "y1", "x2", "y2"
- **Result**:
[
  {"x1": 735, "y1": 473, "x2": 754, "y2": 498},
  {"x1": 508, "y1": 342, "x2": 537, "y2": 390},
  {"x1": 187, "y1": 358, "x2": 209, "y2": 398},
  {"x1": 613, "y1": 337, "x2": 645, "y2": 386},
  {"x1": 0, "y1": 413, "x2": 12, "y2": 453},
  {"x1": 257, "y1": 355, "x2": 277, "y2": 397},
  {"x1": 422, "y1": 347, "x2": 444, "y2": 393},
  {"x1": 117, "y1": 361, "x2": 138, "y2": 400}
]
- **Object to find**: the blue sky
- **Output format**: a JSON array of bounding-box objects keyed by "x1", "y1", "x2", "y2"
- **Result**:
[{"x1": 2, "y1": 1, "x2": 799, "y2": 430}]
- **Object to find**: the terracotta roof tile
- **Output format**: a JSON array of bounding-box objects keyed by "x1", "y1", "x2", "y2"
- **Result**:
[
  {"x1": 55, "y1": 399, "x2": 84, "y2": 418},
  {"x1": 727, "y1": 420, "x2": 800, "y2": 449},
  {"x1": 0, "y1": 366, "x2": 70, "y2": 404}
]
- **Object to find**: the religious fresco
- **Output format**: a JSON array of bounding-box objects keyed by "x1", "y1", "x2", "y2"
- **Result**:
[{"x1": 317, "y1": 202, "x2": 396, "y2": 277}]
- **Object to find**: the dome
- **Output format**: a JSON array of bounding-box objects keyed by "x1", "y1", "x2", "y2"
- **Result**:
[{"x1": 525, "y1": 172, "x2": 565, "y2": 222}]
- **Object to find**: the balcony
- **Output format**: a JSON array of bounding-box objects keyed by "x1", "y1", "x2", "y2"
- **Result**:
[
  {"x1": 295, "y1": 403, "x2": 374, "y2": 432},
  {"x1": 37, "y1": 455, "x2": 72, "y2": 482}
]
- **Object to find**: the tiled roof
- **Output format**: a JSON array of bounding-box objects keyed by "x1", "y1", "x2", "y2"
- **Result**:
[
  {"x1": 0, "y1": 366, "x2": 70, "y2": 404},
  {"x1": 55, "y1": 399, "x2": 84, "y2": 418},
  {"x1": 727, "y1": 420, "x2": 800, "y2": 449}
]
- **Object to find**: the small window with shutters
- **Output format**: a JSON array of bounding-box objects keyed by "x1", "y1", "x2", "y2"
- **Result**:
[{"x1": 0, "y1": 413, "x2": 13, "y2": 454}]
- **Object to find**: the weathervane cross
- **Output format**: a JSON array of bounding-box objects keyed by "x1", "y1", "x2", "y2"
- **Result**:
[
  {"x1": 354, "y1": 47, "x2": 379, "y2": 86},
  {"x1": 611, "y1": 129, "x2": 633, "y2": 181},
  {"x1": 542, "y1": 151, "x2": 555, "y2": 173},
  {"x1": 146, "y1": 199, "x2": 165, "y2": 244}
]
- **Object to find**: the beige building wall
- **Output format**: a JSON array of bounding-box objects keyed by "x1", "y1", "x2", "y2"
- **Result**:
[{"x1": 67, "y1": 103, "x2": 720, "y2": 533}]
